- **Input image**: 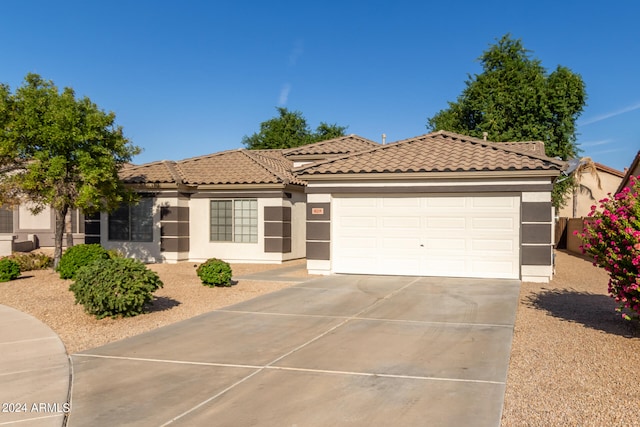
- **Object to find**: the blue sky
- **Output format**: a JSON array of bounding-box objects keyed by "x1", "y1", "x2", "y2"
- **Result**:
[{"x1": 1, "y1": 0, "x2": 638, "y2": 172}]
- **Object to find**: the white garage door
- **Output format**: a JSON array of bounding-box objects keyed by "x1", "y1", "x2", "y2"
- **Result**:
[{"x1": 332, "y1": 194, "x2": 520, "y2": 279}]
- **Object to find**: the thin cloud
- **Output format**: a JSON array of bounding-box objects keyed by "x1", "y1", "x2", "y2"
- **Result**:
[
  {"x1": 580, "y1": 101, "x2": 640, "y2": 126},
  {"x1": 278, "y1": 83, "x2": 291, "y2": 106},
  {"x1": 587, "y1": 148, "x2": 625, "y2": 155},
  {"x1": 288, "y1": 40, "x2": 304, "y2": 66},
  {"x1": 580, "y1": 139, "x2": 613, "y2": 147}
]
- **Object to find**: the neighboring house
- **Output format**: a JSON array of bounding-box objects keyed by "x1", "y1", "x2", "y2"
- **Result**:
[
  {"x1": 617, "y1": 150, "x2": 640, "y2": 193},
  {"x1": 558, "y1": 162, "x2": 625, "y2": 218},
  {"x1": 0, "y1": 204, "x2": 84, "y2": 256},
  {"x1": 3, "y1": 131, "x2": 566, "y2": 283}
]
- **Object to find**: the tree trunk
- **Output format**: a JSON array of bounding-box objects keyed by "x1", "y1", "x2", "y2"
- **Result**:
[{"x1": 53, "y1": 206, "x2": 68, "y2": 269}]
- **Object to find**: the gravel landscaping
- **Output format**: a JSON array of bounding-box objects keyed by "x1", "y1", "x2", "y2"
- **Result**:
[
  {"x1": 1, "y1": 251, "x2": 638, "y2": 425},
  {"x1": 502, "y1": 250, "x2": 640, "y2": 426}
]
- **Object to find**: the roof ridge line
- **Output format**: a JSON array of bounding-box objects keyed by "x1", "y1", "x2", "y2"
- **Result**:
[
  {"x1": 241, "y1": 150, "x2": 291, "y2": 184},
  {"x1": 434, "y1": 131, "x2": 565, "y2": 167},
  {"x1": 283, "y1": 134, "x2": 379, "y2": 155},
  {"x1": 161, "y1": 160, "x2": 184, "y2": 185},
  {"x1": 292, "y1": 140, "x2": 394, "y2": 173}
]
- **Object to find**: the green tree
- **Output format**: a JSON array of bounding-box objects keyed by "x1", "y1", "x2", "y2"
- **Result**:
[
  {"x1": 427, "y1": 34, "x2": 587, "y2": 207},
  {"x1": 242, "y1": 107, "x2": 347, "y2": 149},
  {"x1": 0, "y1": 73, "x2": 140, "y2": 267}
]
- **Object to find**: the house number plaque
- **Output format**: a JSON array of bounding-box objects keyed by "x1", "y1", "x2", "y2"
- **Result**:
[{"x1": 311, "y1": 208, "x2": 324, "y2": 215}]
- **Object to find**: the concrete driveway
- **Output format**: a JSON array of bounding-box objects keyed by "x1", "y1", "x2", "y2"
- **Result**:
[{"x1": 68, "y1": 274, "x2": 520, "y2": 426}]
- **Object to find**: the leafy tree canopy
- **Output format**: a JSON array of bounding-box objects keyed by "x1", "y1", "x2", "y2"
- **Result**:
[
  {"x1": 242, "y1": 107, "x2": 347, "y2": 149},
  {"x1": 427, "y1": 34, "x2": 587, "y2": 207},
  {"x1": 0, "y1": 73, "x2": 140, "y2": 265}
]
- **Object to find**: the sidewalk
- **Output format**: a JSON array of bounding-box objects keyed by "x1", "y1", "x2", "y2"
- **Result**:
[{"x1": 0, "y1": 304, "x2": 70, "y2": 427}]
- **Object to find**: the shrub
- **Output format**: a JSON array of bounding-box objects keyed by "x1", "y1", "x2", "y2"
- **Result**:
[
  {"x1": 196, "y1": 258, "x2": 233, "y2": 287},
  {"x1": 6, "y1": 252, "x2": 52, "y2": 271},
  {"x1": 0, "y1": 258, "x2": 20, "y2": 282},
  {"x1": 576, "y1": 175, "x2": 640, "y2": 320},
  {"x1": 69, "y1": 257, "x2": 164, "y2": 319},
  {"x1": 57, "y1": 244, "x2": 110, "y2": 279}
]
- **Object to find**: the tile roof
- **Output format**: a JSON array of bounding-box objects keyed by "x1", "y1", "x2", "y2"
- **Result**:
[
  {"x1": 492, "y1": 141, "x2": 547, "y2": 156},
  {"x1": 283, "y1": 135, "x2": 379, "y2": 157},
  {"x1": 176, "y1": 149, "x2": 304, "y2": 186},
  {"x1": 119, "y1": 160, "x2": 181, "y2": 184},
  {"x1": 594, "y1": 162, "x2": 625, "y2": 178},
  {"x1": 295, "y1": 131, "x2": 565, "y2": 177}
]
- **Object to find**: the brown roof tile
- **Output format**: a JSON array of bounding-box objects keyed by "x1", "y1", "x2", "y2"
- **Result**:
[
  {"x1": 283, "y1": 135, "x2": 379, "y2": 157},
  {"x1": 119, "y1": 160, "x2": 180, "y2": 184},
  {"x1": 176, "y1": 149, "x2": 304, "y2": 186},
  {"x1": 295, "y1": 131, "x2": 565, "y2": 176},
  {"x1": 594, "y1": 162, "x2": 625, "y2": 178},
  {"x1": 492, "y1": 141, "x2": 547, "y2": 156}
]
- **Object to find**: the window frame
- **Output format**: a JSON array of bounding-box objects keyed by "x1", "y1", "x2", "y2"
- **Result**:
[
  {"x1": 209, "y1": 199, "x2": 258, "y2": 243},
  {"x1": 108, "y1": 197, "x2": 154, "y2": 242}
]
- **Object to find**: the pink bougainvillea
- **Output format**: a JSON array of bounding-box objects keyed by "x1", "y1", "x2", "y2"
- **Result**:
[{"x1": 576, "y1": 175, "x2": 640, "y2": 320}]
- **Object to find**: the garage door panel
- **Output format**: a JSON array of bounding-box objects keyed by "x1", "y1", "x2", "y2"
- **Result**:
[
  {"x1": 382, "y1": 237, "x2": 421, "y2": 249},
  {"x1": 471, "y1": 239, "x2": 516, "y2": 252},
  {"x1": 382, "y1": 216, "x2": 420, "y2": 229},
  {"x1": 425, "y1": 197, "x2": 466, "y2": 208},
  {"x1": 471, "y1": 217, "x2": 516, "y2": 231},
  {"x1": 333, "y1": 195, "x2": 520, "y2": 279},
  {"x1": 425, "y1": 217, "x2": 466, "y2": 230},
  {"x1": 425, "y1": 238, "x2": 466, "y2": 251},
  {"x1": 382, "y1": 198, "x2": 421, "y2": 208},
  {"x1": 472, "y1": 196, "x2": 516, "y2": 209}
]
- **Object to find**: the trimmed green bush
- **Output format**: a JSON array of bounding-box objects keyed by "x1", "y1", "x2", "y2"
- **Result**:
[
  {"x1": 196, "y1": 258, "x2": 233, "y2": 287},
  {"x1": 6, "y1": 252, "x2": 52, "y2": 271},
  {"x1": 57, "y1": 244, "x2": 110, "y2": 279},
  {"x1": 69, "y1": 257, "x2": 164, "y2": 319},
  {"x1": 0, "y1": 258, "x2": 21, "y2": 282}
]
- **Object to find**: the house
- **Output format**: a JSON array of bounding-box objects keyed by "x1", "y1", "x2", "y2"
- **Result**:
[
  {"x1": 616, "y1": 150, "x2": 640, "y2": 193},
  {"x1": 4, "y1": 131, "x2": 566, "y2": 283},
  {"x1": 86, "y1": 135, "x2": 378, "y2": 264},
  {"x1": 296, "y1": 131, "x2": 564, "y2": 282},
  {"x1": 558, "y1": 162, "x2": 625, "y2": 218},
  {"x1": 0, "y1": 204, "x2": 84, "y2": 256}
]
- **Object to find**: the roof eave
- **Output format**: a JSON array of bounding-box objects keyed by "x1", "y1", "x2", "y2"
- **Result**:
[
  {"x1": 298, "y1": 169, "x2": 562, "y2": 181},
  {"x1": 194, "y1": 183, "x2": 304, "y2": 190}
]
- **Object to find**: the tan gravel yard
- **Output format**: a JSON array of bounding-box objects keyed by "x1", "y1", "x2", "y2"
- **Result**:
[
  {"x1": 0, "y1": 259, "x2": 307, "y2": 354},
  {"x1": 1, "y1": 252, "x2": 639, "y2": 425},
  {"x1": 502, "y1": 251, "x2": 640, "y2": 426}
]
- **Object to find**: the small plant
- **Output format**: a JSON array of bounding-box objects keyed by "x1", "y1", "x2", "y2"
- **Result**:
[
  {"x1": 57, "y1": 244, "x2": 110, "y2": 279},
  {"x1": 6, "y1": 252, "x2": 52, "y2": 271},
  {"x1": 196, "y1": 258, "x2": 233, "y2": 287},
  {"x1": 69, "y1": 257, "x2": 164, "y2": 319},
  {"x1": 0, "y1": 258, "x2": 21, "y2": 282}
]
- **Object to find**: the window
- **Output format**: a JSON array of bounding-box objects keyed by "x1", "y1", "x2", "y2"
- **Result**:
[
  {"x1": 108, "y1": 198, "x2": 153, "y2": 242},
  {"x1": 0, "y1": 207, "x2": 13, "y2": 233},
  {"x1": 210, "y1": 199, "x2": 257, "y2": 243}
]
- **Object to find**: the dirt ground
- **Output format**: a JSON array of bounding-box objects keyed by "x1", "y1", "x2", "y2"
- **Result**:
[{"x1": 501, "y1": 250, "x2": 640, "y2": 426}]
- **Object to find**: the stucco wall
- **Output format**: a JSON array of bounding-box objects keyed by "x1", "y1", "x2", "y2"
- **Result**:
[
  {"x1": 558, "y1": 170, "x2": 623, "y2": 218},
  {"x1": 189, "y1": 197, "x2": 285, "y2": 263}
]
